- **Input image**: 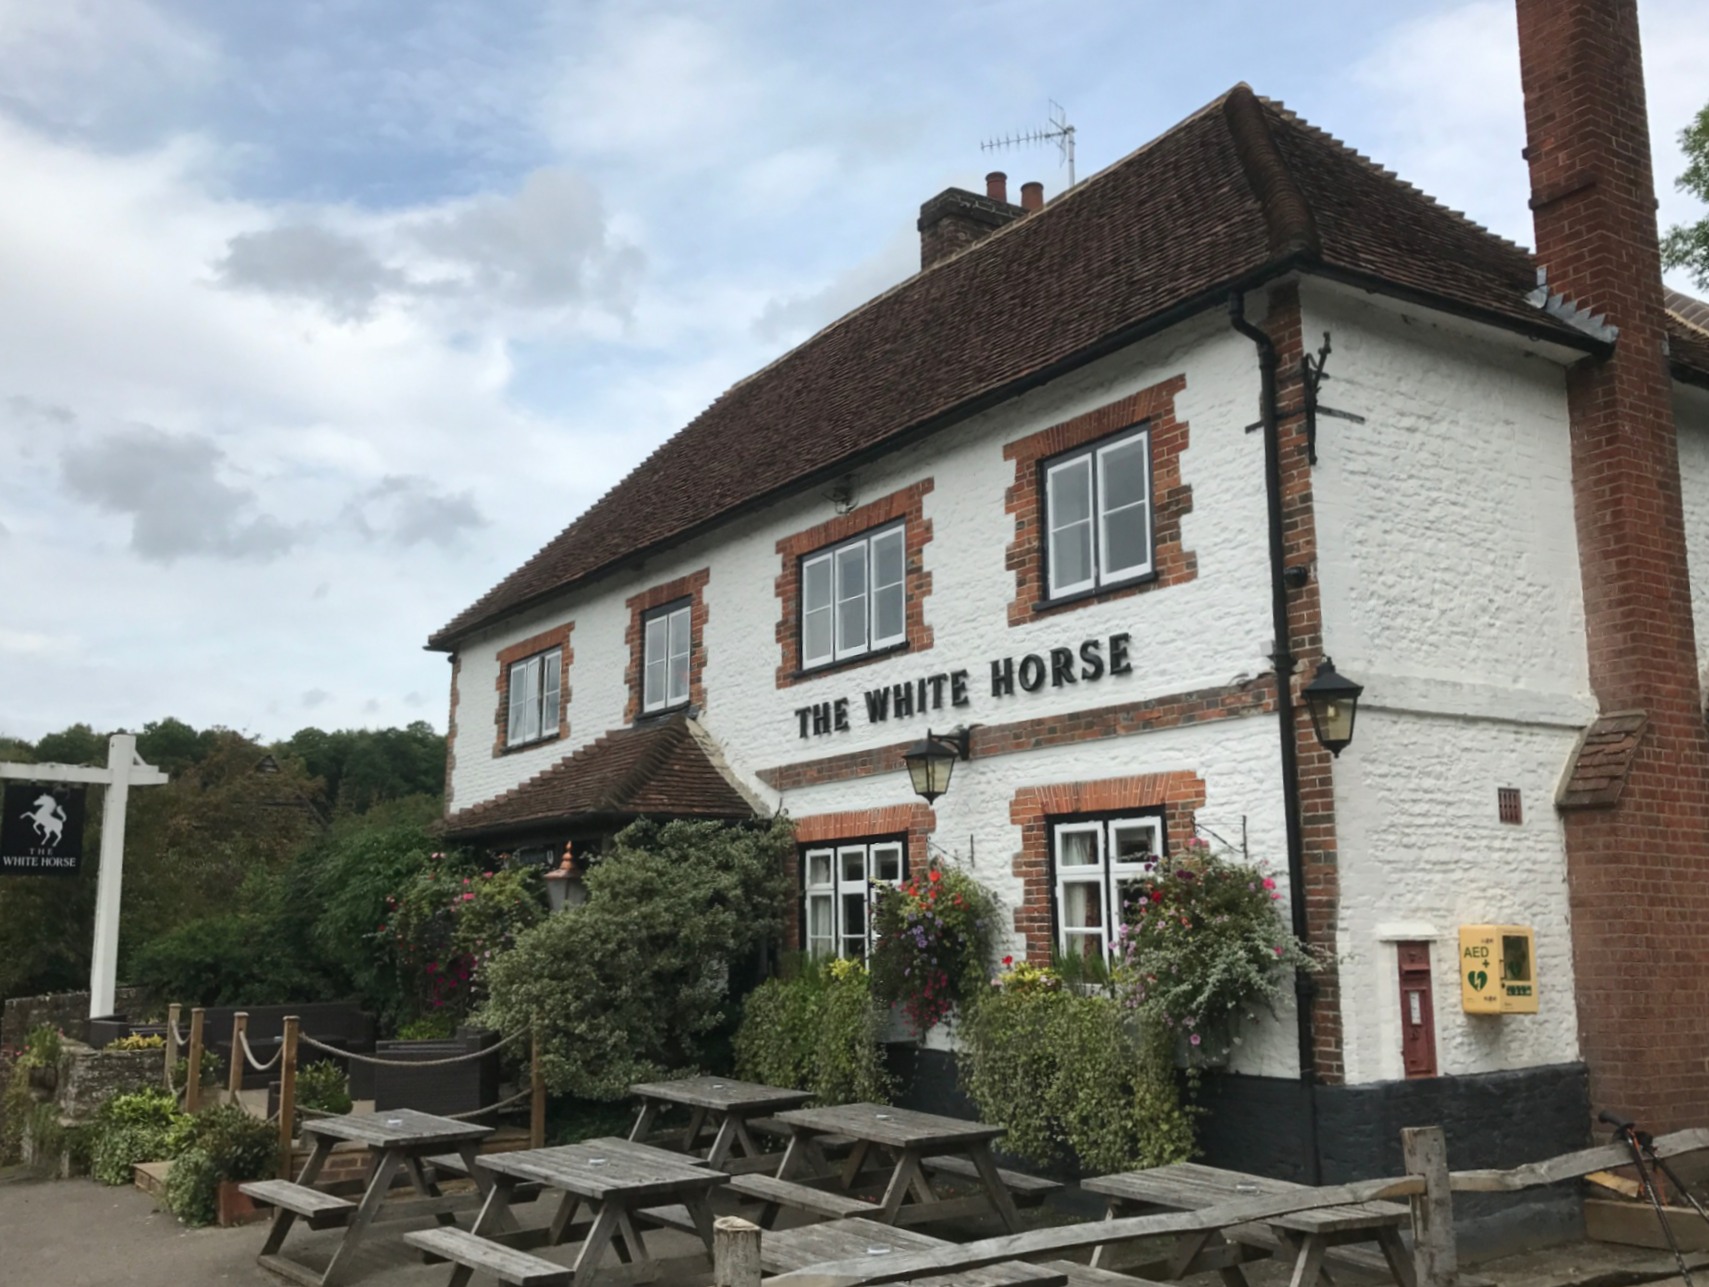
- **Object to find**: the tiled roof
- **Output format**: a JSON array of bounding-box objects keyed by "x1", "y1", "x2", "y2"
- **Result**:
[
  {"x1": 1670, "y1": 289, "x2": 1709, "y2": 386},
  {"x1": 440, "y1": 716, "x2": 758, "y2": 840},
  {"x1": 429, "y1": 85, "x2": 1676, "y2": 648},
  {"x1": 1557, "y1": 711, "x2": 1649, "y2": 810}
]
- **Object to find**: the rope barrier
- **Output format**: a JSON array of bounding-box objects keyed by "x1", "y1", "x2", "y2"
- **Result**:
[
  {"x1": 168, "y1": 1019, "x2": 189, "y2": 1046},
  {"x1": 296, "y1": 1029, "x2": 526, "y2": 1068},
  {"x1": 238, "y1": 1029, "x2": 284, "y2": 1072},
  {"x1": 444, "y1": 1088, "x2": 535, "y2": 1120}
]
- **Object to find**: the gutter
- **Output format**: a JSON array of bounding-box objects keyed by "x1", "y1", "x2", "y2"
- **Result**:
[{"x1": 1228, "y1": 288, "x2": 1324, "y2": 1185}]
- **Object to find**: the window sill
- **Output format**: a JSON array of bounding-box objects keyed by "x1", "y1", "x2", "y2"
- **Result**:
[
  {"x1": 1031, "y1": 570, "x2": 1159, "y2": 617},
  {"x1": 634, "y1": 702, "x2": 694, "y2": 726},
  {"x1": 792, "y1": 640, "x2": 911, "y2": 683},
  {"x1": 499, "y1": 732, "x2": 564, "y2": 756}
]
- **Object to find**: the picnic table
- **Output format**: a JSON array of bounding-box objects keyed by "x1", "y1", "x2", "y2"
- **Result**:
[
  {"x1": 437, "y1": 1136, "x2": 730, "y2": 1287},
  {"x1": 770, "y1": 1103, "x2": 1026, "y2": 1232},
  {"x1": 628, "y1": 1075, "x2": 811, "y2": 1172},
  {"x1": 245, "y1": 1107, "x2": 493, "y2": 1287},
  {"x1": 757, "y1": 1217, "x2": 1132, "y2": 1287},
  {"x1": 1083, "y1": 1161, "x2": 1416, "y2": 1287}
]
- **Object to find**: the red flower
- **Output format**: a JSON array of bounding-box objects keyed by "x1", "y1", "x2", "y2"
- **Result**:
[
  {"x1": 1002, "y1": 955, "x2": 1013, "y2": 966},
  {"x1": 928, "y1": 870, "x2": 941, "y2": 883}
]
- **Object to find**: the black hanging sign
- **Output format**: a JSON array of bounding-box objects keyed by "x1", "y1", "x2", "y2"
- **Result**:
[{"x1": 2, "y1": 782, "x2": 87, "y2": 875}]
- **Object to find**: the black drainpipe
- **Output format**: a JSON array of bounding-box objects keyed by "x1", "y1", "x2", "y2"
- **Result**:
[{"x1": 1228, "y1": 289, "x2": 1323, "y2": 1184}]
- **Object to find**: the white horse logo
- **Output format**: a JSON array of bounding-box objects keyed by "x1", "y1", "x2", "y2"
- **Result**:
[{"x1": 21, "y1": 793, "x2": 66, "y2": 849}]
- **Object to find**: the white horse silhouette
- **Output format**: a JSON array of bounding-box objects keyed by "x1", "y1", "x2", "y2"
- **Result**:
[{"x1": 20, "y1": 793, "x2": 65, "y2": 848}]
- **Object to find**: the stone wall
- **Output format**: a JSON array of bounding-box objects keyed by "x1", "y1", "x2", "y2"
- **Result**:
[{"x1": 2, "y1": 987, "x2": 151, "y2": 1053}]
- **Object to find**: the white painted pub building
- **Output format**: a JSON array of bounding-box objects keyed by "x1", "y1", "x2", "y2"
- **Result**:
[{"x1": 429, "y1": 0, "x2": 1709, "y2": 1232}]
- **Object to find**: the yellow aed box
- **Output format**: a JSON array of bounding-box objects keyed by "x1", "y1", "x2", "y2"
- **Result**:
[{"x1": 1459, "y1": 925, "x2": 1539, "y2": 1014}]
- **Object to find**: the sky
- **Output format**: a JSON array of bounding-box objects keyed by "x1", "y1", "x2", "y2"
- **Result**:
[{"x1": 1, "y1": 0, "x2": 1705, "y2": 745}]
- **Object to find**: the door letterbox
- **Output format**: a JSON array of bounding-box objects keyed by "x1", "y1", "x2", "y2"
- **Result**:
[{"x1": 1459, "y1": 924, "x2": 1538, "y2": 1014}]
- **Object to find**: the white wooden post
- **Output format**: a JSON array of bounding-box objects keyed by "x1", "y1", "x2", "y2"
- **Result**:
[{"x1": 0, "y1": 734, "x2": 168, "y2": 1019}]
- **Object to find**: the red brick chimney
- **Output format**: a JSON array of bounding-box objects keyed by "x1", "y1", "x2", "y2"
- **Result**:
[
  {"x1": 917, "y1": 183, "x2": 1025, "y2": 270},
  {"x1": 986, "y1": 171, "x2": 1008, "y2": 203},
  {"x1": 1020, "y1": 181, "x2": 1044, "y2": 213},
  {"x1": 1517, "y1": 0, "x2": 1709, "y2": 1130}
]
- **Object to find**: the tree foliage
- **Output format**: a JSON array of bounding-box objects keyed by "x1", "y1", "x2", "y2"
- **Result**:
[
  {"x1": 479, "y1": 817, "x2": 793, "y2": 1100},
  {"x1": 1663, "y1": 102, "x2": 1709, "y2": 290}
]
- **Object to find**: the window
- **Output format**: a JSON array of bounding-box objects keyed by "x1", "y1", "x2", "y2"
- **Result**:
[
  {"x1": 802, "y1": 838, "x2": 906, "y2": 961},
  {"x1": 800, "y1": 525, "x2": 906, "y2": 670},
  {"x1": 1043, "y1": 427, "x2": 1153, "y2": 599},
  {"x1": 641, "y1": 602, "x2": 692, "y2": 714},
  {"x1": 506, "y1": 649, "x2": 562, "y2": 746},
  {"x1": 1052, "y1": 814, "x2": 1164, "y2": 958}
]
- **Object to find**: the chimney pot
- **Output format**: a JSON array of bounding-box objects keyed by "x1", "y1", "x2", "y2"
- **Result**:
[
  {"x1": 986, "y1": 171, "x2": 1008, "y2": 203},
  {"x1": 1020, "y1": 181, "x2": 1044, "y2": 213}
]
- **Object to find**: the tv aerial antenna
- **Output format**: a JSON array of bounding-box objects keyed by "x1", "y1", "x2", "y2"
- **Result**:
[{"x1": 982, "y1": 100, "x2": 1077, "y2": 188}]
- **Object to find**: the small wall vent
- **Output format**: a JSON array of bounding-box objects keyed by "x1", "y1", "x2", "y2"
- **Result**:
[{"x1": 1498, "y1": 787, "x2": 1523, "y2": 825}]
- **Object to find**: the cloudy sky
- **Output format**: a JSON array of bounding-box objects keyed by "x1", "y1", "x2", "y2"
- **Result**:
[{"x1": 1, "y1": 0, "x2": 1704, "y2": 745}]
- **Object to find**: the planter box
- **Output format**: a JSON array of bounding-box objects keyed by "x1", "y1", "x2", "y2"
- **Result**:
[
  {"x1": 87, "y1": 1016, "x2": 169, "y2": 1050},
  {"x1": 217, "y1": 1178, "x2": 269, "y2": 1227},
  {"x1": 371, "y1": 1028, "x2": 501, "y2": 1119}
]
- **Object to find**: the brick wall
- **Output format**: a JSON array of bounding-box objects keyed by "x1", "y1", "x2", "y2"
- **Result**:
[
  {"x1": 492, "y1": 623, "x2": 574, "y2": 756},
  {"x1": 1003, "y1": 375, "x2": 1197, "y2": 626},
  {"x1": 775, "y1": 480, "x2": 935, "y2": 688},
  {"x1": 622, "y1": 569, "x2": 710, "y2": 724},
  {"x1": 1518, "y1": 0, "x2": 1709, "y2": 1129},
  {"x1": 1008, "y1": 772, "x2": 1206, "y2": 962}
]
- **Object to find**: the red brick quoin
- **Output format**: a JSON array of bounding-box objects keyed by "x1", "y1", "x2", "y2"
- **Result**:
[
  {"x1": 492, "y1": 623, "x2": 574, "y2": 756},
  {"x1": 1009, "y1": 772, "x2": 1205, "y2": 963},
  {"x1": 782, "y1": 804, "x2": 937, "y2": 952},
  {"x1": 624, "y1": 569, "x2": 710, "y2": 724},
  {"x1": 1004, "y1": 375, "x2": 1196, "y2": 625},
  {"x1": 775, "y1": 479, "x2": 935, "y2": 687}
]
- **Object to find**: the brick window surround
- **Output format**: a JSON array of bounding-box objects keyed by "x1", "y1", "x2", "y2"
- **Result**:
[
  {"x1": 783, "y1": 804, "x2": 936, "y2": 952},
  {"x1": 1004, "y1": 375, "x2": 1196, "y2": 625},
  {"x1": 1009, "y1": 772, "x2": 1205, "y2": 962},
  {"x1": 493, "y1": 624, "x2": 574, "y2": 756},
  {"x1": 625, "y1": 569, "x2": 710, "y2": 724},
  {"x1": 775, "y1": 479, "x2": 935, "y2": 688}
]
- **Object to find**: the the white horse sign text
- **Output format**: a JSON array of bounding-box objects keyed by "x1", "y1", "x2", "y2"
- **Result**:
[{"x1": 2, "y1": 781, "x2": 87, "y2": 875}]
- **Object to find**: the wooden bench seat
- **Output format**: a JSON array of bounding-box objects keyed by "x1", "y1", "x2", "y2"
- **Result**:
[
  {"x1": 921, "y1": 1156, "x2": 1063, "y2": 1202},
  {"x1": 635, "y1": 1203, "x2": 700, "y2": 1234},
  {"x1": 403, "y1": 1228, "x2": 571, "y2": 1287},
  {"x1": 728, "y1": 1173, "x2": 876, "y2": 1227},
  {"x1": 238, "y1": 1179, "x2": 355, "y2": 1230}
]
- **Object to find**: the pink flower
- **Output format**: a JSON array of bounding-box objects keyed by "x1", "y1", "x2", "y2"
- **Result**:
[
  {"x1": 1262, "y1": 877, "x2": 1276, "y2": 890},
  {"x1": 462, "y1": 892, "x2": 475, "y2": 902},
  {"x1": 1274, "y1": 945, "x2": 1285, "y2": 956},
  {"x1": 1189, "y1": 1033, "x2": 1202, "y2": 1046}
]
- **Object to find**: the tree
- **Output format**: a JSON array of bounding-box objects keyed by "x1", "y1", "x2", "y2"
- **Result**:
[
  {"x1": 1663, "y1": 102, "x2": 1709, "y2": 290},
  {"x1": 32, "y1": 723, "x2": 106, "y2": 767}
]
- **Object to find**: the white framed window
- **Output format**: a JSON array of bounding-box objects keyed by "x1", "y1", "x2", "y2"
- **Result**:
[
  {"x1": 1051, "y1": 813, "x2": 1164, "y2": 959},
  {"x1": 800, "y1": 524, "x2": 906, "y2": 670},
  {"x1": 1043, "y1": 427, "x2": 1153, "y2": 600},
  {"x1": 506, "y1": 648, "x2": 563, "y2": 747},
  {"x1": 802, "y1": 838, "x2": 906, "y2": 962},
  {"x1": 642, "y1": 602, "x2": 692, "y2": 714}
]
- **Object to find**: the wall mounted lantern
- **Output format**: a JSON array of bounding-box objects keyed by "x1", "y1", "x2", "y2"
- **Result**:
[
  {"x1": 1303, "y1": 657, "x2": 1363, "y2": 757},
  {"x1": 903, "y1": 728, "x2": 972, "y2": 805},
  {"x1": 543, "y1": 842, "x2": 588, "y2": 913}
]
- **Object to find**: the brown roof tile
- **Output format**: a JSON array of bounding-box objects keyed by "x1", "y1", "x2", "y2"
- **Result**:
[
  {"x1": 441, "y1": 716, "x2": 757, "y2": 840},
  {"x1": 429, "y1": 85, "x2": 1622, "y2": 648},
  {"x1": 1558, "y1": 711, "x2": 1649, "y2": 810}
]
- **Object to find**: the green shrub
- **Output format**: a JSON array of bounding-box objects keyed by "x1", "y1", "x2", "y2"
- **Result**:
[
  {"x1": 171, "y1": 1048, "x2": 225, "y2": 1093},
  {"x1": 129, "y1": 912, "x2": 328, "y2": 1008},
  {"x1": 395, "y1": 1014, "x2": 456, "y2": 1041},
  {"x1": 186, "y1": 1105, "x2": 276, "y2": 1180},
  {"x1": 959, "y1": 965, "x2": 1193, "y2": 1175},
  {"x1": 480, "y1": 817, "x2": 793, "y2": 1099},
  {"x1": 90, "y1": 1089, "x2": 187, "y2": 1186},
  {"x1": 164, "y1": 1147, "x2": 220, "y2": 1226},
  {"x1": 735, "y1": 959, "x2": 892, "y2": 1105},
  {"x1": 295, "y1": 1061, "x2": 353, "y2": 1116},
  {"x1": 869, "y1": 867, "x2": 997, "y2": 1034}
]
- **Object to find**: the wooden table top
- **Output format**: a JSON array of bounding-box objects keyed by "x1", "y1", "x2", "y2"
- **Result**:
[
  {"x1": 301, "y1": 1107, "x2": 493, "y2": 1150},
  {"x1": 772, "y1": 1103, "x2": 1006, "y2": 1150},
  {"x1": 1083, "y1": 1161, "x2": 1407, "y2": 1234},
  {"x1": 628, "y1": 1075, "x2": 814, "y2": 1113},
  {"x1": 476, "y1": 1136, "x2": 729, "y2": 1202},
  {"x1": 756, "y1": 1215, "x2": 950, "y2": 1272}
]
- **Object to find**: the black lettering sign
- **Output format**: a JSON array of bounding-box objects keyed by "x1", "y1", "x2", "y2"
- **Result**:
[
  {"x1": 951, "y1": 670, "x2": 971, "y2": 707},
  {"x1": 833, "y1": 698, "x2": 850, "y2": 732},
  {"x1": 990, "y1": 658, "x2": 1015, "y2": 698},
  {"x1": 926, "y1": 674, "x2": 949, "y2": 710},
  {"x1": 812, "y1": 703, "x2": 833, "y2": 736},
  {"x1": 1050, "y1": 647, "x2": 1076, "y2": 687},
  {"x1": 893, "y1": 682, "x2": 915, "y2": 719},
  {"x1": 1079, "y1": 638, "x2": 1105, "y2": 681},
  {"x1": 1018, "y1": 654, "x2": 1047, "y2": 692},
  {"x1": 864, "y1": 688, "x2": 891, "y2": 723},
  {"x1": 1109, "y1": 632, "x2": 1132, "y2": 676},
  {"x1": 2, "y1": 783, "x2": 86, "y2": 877},
  {"x1": 795, "y1": 707, "x2": 812, "y2": 739}
]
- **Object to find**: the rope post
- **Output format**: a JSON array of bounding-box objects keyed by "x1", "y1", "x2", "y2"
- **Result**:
[
  {"x1": 277, "y1": 1016, "x2": 299, "y2": 1179},
  {"x1": 185, "y1": 1007, "x2": 205, "y2": 1113},
  {"x1": 714, "y1": 1216, "x2": 762, "y2": 1287},
  {"x1": 228, "y1": 1011, "x2": 248, "y2": 1105},
  {"x1": 165, "y1": 1002, "x2": 181, "y2": 1075},
  {"x1": 1403, "y1": 1124, "x2": 1458, "y2": 1287},
  {"x1": 530, "y1": 1024, "x2": 546, "y2": 1149}
]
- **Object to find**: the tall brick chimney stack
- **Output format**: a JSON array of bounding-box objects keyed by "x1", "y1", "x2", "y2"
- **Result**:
[
  {"x1": 917, "y1": 183, "x2": 1025, "y2": 270},
  {"x1": 1517, "y1": 0, "x2": 1709, "y2": 1130}
]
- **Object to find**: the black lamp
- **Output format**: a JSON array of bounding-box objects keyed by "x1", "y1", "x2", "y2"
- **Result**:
[
  {"x1": 1302, "y1": 657, "x2": 1363, "y2": 757},
  {"x1": 902, "y1": 728, "x2": 971, "y2": 804}
]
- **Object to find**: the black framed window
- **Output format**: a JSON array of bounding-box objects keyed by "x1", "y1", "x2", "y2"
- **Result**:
[
  {"x1": 506, "y1": 649, "x2": 562, "y2": 747},
  {"x1": 641, "y1": 601, "x2": 691, "y2": 714},
  {"x1": 801, "y1": 837, "x2": 907, "y2": 961},
  {"x1": 1043, "y1": 426, "x2": 1153, "y2": 600},
  {"x1": 1050, "y1": 811, "x2": 1165, "y2": 958},
  {"x1": 800, "y1": 524, "x2": 906, "y2": 670}
]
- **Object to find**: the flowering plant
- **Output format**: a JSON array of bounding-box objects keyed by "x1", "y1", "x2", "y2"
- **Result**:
[
  {"x1": 869, "y1": 865, "x2": 996, "y2": 1034},
  {"x1": 377, "y1": 851, "x2": 544, "y2": 1023},
  {"x1": 1115, "y1": 840, "x2": 1316, "y2": 1064}
]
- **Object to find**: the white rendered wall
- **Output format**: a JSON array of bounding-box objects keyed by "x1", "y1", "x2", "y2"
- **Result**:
[
  {"x1": 1674, "y1": 385, "x2": 1709, "y2": 693},
  {"x1": 1306, "y1": 281, "x2": 1587, "y2": 1085}
]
